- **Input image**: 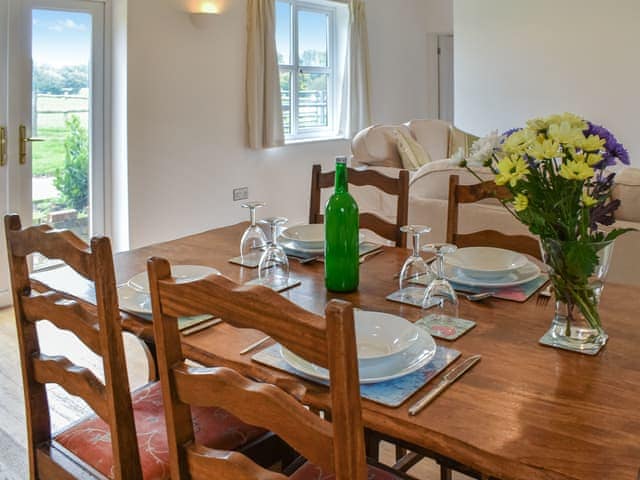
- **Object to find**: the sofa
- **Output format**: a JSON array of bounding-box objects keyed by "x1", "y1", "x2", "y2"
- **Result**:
[{"x1": 348, "y1": 119, "x2": 640, "y2": 286}]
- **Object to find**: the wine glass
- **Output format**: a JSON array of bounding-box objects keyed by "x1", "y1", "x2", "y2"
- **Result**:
[
  {"x1": 240, "y1": 201, "x2": 267, "y2": 264},
  {"x1": 258, "y1": 217, "x2": 290, "y2": 290},
  {"x1": 398, "y1": 225, "x2": 433, "y2": 302},
  {"x1": 422, "y1": 243, "x2": 459, "y2": 321}
]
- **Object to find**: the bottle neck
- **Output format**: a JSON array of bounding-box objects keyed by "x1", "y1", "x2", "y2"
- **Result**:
[{"x1": 335, "y1": 162, "x2": 348, "y2": 194}]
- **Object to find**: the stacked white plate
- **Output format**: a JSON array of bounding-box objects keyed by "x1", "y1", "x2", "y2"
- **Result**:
[
  {"x1": 279, "y1": 224, "x2": 325, "y2": 254},
  {"x1": 279, "y1": 224, "x2": 365, "y2": 255},
  {"x1": 442, "y1": 247, "x2": 540, "y2": 287},
  {"x1": 280, "y1": 310, "x2": 436, "y2": 384},
  {"x1": 117, "y1": 265, "x2": 219, "y2": 315}
]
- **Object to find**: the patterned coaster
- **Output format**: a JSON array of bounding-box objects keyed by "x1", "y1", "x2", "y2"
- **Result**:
[
  {"x1": 244, "y1": 276, "x2": 301, "y2": 292},
  {"x1": 410, "y1": 273, "x2": 549, "y2": 302},
  {"x1": 416, "y1": 314, "x2": 476, "y2": 341},
  {"x1": 387, "y1": 287, "x2": 438, "y2": 309},
  {"x1": 539, "y1": 328, "x2": 606, "y2": 356},
  {"x1": 252, "y1": 343, "x2": 460, "y2": 408},
  {"x1": 228, "y1": 252, "x2": 262, "y2": 268}
]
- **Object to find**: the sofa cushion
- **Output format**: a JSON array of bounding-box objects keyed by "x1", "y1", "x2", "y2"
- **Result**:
[
  {"x1": 406, "y1": 119, "x2": 451, "y2": 160},
  {"x1": 612, "y1": 167, "x2": 640, "y2": 222},
  {"x1": 409, "y1": 159, "x2": 496, "y2": 202},
  {"x1": 351, "y1": 124, "x2": 411, "y2": 168},
  {"x1": 395, "y1": 129, "x2": 431, "y2": 170}
]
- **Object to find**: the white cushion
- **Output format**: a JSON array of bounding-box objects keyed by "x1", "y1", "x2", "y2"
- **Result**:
[
  {"x1": 395, "y1": 129, "x2": 432, "y2": 170},
  {"x1": 406, "y1": 119, "x2": 451, "y2": 160},
  {"x1": 351, "y1": 124, "x2": 411, "y2": 168}
]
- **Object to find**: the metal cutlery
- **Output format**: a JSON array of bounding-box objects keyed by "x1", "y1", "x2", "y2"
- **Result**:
[
  {"x1": 359, "y1": 248, "x2": 384, "y2": 263},
  {"x1": 181, "y1": 318, "x2": 222, "y2": 336},
  {"x1": 458, "y1": 291, "x2": 495, "y2": 302},
  {"x1": 408, "y1": 354, "x2": 482, "y2": 416},
  {"x1": 536, "y1": 284, "x2": 553, "y2": 306},
  {"x1": 240, "y1": 335, "x2": 272, "y2": 355}
]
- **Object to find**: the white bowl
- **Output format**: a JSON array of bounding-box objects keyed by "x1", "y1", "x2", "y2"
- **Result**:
[
  {"x1": 354, "y1": 310, "x2": 420, "y2": 360},
  {"x1": 280, "y1": 224, "x2": 324, "y2": 249},
  {"x1": 444, "y1": 247, "x2": 528, "y2": 280}
]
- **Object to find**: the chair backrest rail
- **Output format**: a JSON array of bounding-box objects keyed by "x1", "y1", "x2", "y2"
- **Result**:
[{"x1": 22, "y1": 292, "x2": 102, "y2": 355}]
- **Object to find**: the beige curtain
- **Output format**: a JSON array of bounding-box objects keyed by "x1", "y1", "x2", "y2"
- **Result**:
[
  {"x1": 246, "y1": 0, "x2": 284, "y2": 149},
  {"x1": 347, "y1": 0, "x2": 372, "y2": 137}
]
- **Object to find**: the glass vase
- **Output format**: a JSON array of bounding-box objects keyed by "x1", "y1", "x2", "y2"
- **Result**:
[{"x1": 541, "y1": 238, "x2": 614, "y2": 354}]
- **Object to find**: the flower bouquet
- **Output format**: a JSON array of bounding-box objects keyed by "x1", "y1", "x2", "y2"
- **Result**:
[{"x1": 455, "y1": 113, "x2": 633, "y2": 353}]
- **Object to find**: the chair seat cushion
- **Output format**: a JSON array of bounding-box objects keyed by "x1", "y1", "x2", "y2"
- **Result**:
[
  {"x1": 55, "y1": 381, "x2": 266, "y2": 479},
  {"x1": 290, "y1": 461, "x2": 400, "y2": 479}
]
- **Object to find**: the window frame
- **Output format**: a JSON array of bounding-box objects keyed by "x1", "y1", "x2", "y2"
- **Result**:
[{"x1": 277, "y1": 0, "x2": 340, "y2": 142}]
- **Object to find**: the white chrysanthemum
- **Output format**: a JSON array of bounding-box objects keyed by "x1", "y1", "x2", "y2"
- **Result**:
[{"x1": 467, "y1": 130, "x2": 502, "y2": 166}]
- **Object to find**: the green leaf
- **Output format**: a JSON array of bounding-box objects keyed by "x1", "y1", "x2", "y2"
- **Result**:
[
  {"x1": 605, "y1": 228, "x2": 637, "y2": 242},
  {"x1": 562, "y1": 241, "x2": 599, "y2": 279}
]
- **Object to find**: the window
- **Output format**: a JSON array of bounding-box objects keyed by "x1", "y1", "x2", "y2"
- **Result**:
[{"x1": 276, "y1": 0, "x2": 347, "y2": 142}]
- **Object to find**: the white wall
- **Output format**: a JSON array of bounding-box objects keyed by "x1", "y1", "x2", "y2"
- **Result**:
[
  {"x1": 124, "y1": 0, "x2": 452, "y2": 248},
  {"x1": 454, "y1": 0, "x2": 640, "y2": 166}
]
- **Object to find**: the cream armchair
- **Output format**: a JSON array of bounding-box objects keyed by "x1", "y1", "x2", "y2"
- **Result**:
[{"x1": 349, "y1": 119, "x2": 640, "y2": 285}]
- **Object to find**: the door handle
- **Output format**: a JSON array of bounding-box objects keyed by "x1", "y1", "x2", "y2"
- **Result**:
[
  {"x1": 0, "y1": 127, "x2": 6, "y2": 166},
  {"x1": 19, "y1": 124, "x2": 45, "y2": 165}
]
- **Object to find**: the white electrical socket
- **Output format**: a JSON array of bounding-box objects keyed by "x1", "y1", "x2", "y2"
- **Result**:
[{"x1": 233, "y1": 187, "x2": 249, "y2": 201}]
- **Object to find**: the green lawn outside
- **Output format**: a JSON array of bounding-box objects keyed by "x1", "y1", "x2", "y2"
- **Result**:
[{"x1": 32, "y1": 126, "x2": 67, "y2": 176}]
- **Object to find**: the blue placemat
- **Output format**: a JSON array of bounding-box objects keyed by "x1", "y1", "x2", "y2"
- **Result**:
[{"x1": 252, "y1": 343, "x2": 460, "y2": 407}]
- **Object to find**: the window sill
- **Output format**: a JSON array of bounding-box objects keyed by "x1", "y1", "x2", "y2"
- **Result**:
[{"x1": 284, "y1": 135, "x2": 348, "y2": 146}]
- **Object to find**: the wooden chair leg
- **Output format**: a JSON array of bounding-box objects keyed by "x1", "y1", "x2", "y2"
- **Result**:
[{"x1": 440, "y1": 465, "x2": 453, "y2": 480}]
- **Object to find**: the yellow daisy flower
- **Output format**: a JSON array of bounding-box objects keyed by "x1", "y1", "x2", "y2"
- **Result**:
[
  {"x1": 495, "y1": 155, "x2": 530, "y2": 187},
  {"x1": 513, "y1": 193, "x2": 529, "y2": 212},
  {"x1": 502, "y1": 129, "x2": 535, "y2": 156},
  {"x1": 579, "y1": 134, "x2": 606, "y2": 153},
  {"x1": 526, "y1": 118, "x2": 550, "y2": 132},
  {"x1": 547, "y1": 113, "x2": 587, "y2": 130},
  {"x1": 559, "y1": 160, "x2": 595, "y2": 181},
  {"x1": 528, "y1": 138, "x2": 560, "y2": 160},
  {"x1": 548, "y1": 121, "x2": 585, "y2": 146},
  {"x1": 581, "y1": 192, "x2": 597, "y2": 207}
]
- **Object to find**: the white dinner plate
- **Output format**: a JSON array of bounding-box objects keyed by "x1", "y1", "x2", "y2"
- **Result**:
[
  {"x1": 127, "y1": 265, "x2": 219, "y2": 293},
  {"x1": 440, "y1": 260, "x2": 541, "y2": 288},
  {"x1": 444, "y1": 247, "x2": 528, "y2": 280},
  {"x1": 280, "y1": 311, "x2": 436, "y2": 384},
  {"x1": 117, "y1": 284, "x2": 152, "y2": 315}
]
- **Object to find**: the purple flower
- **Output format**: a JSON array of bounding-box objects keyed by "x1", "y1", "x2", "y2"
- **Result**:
[
  {"x1": 584, "y1": 122, "x2": 630, "y2": 167},
  {"x1": 502, "y1": 127, "x2": 521, "y2": 139}
]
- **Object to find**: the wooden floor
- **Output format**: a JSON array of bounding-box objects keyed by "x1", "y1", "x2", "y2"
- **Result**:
[{"x1": 0, "y1": 306, "x2": 471, "y2": 479}]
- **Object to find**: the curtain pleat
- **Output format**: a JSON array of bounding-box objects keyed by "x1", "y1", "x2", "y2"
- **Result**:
[
  {"x1": 347, "y1": 0, "x2": 372, "y2": 137},
  {"x1": 246, "y1": 0, "x2": 284, "y2": 149}
]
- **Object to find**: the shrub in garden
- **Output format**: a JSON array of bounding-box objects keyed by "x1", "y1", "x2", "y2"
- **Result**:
[{"x1": 54, "y1": 115, "x2": 89, "y2": 212}]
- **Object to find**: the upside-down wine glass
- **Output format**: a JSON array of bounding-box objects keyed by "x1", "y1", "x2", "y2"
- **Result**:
[
  {"x1": 398, "y1": 225, "x2": 433, "y2": 302},
  {"x1": 421, "y1": 243, "x2": 459, "y2": 321},
  {"x1": 240, "y1": 201, "x2": 267, "y2": 264},
  {"x1": 258, "y1": 217, "x2": 290, "y2": 289}
]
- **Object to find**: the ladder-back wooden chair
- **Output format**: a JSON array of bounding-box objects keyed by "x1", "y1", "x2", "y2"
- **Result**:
[
  {"x1": 5, "y1": 214, "x2": 272, "y2": 480},
  {"x1": 147, "y1": 257, "x2": 402, "y2": 480},
  {"x1": 446, "y1": 175, "x2": 542, "y2": 260},
  {"x1": 309, "y1": 164, "x2": 410, "y2": 247}
]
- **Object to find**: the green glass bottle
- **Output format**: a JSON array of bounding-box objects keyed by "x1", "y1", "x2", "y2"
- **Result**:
[{"x1": 325, "y1": 156, "x2": 359, "y2": 292}]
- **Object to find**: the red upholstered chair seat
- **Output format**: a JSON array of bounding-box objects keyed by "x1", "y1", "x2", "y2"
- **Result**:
[
  {"x1": 290, "y1": 462, "x2": 401, "y2": 480},
  {"x1": 55, "y1": 381, "x2": 266, "y2": 479}
]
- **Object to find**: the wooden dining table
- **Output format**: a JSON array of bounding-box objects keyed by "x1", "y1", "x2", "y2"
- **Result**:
[{"x1": 35, "y1": 222, "x2": 640, "y2": 480}]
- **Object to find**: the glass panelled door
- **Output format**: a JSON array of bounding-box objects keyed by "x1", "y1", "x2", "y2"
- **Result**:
[{"x1": 0, "y1": 0, "x2": 105, "y2": 304}]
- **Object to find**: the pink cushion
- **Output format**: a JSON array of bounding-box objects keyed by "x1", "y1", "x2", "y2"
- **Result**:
[
  {"x1": 55, "y1": 382, "x2": 266, "y2": 479},
  {"x1": 290, "y1": 461, "x2": 400, "y2": 480}
]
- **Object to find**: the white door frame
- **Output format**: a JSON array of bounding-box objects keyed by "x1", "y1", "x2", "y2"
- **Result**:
[
  {"x1": 0, "y1": 0, "x2": 109, "y2": 307},
  {"x1": 426, "y1": 32, "x2": 454, "y2": 122},
  {"x1": 0, "y1": 0, "x2": 11, "y2": 307}
]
